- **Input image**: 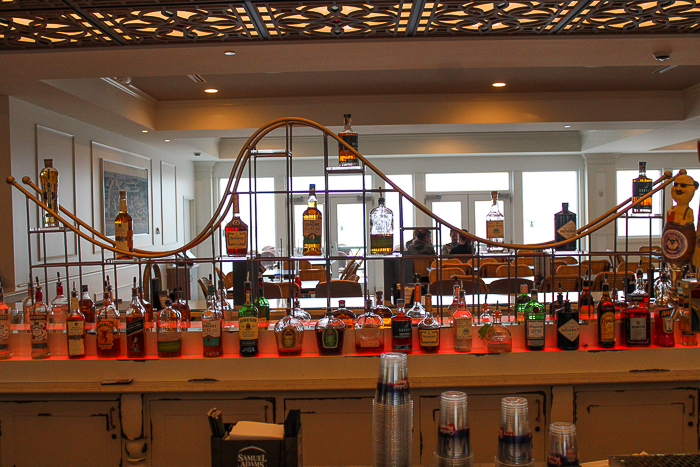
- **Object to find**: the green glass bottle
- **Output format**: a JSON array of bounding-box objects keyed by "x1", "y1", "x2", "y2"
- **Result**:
[
  {"x1": 255, "y1": 275, "x2": 270, "y2": 329},
  {"x1": 515, "y1": 284, "x2": 530, "y2": 323},
  {"x1": 238, "y1": 280, "x2": 259, "y2": 357},
  {"x1": 524, "y1": 289, "x2": 546, "y2": 350}
]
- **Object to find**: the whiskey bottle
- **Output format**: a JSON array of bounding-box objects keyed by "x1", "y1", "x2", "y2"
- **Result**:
[
  {"x1": 202, "y1": 289, "x2": 224, "y2": 358},
  {"x1": 524, "y1": 289, "x2": 545, "y2": 350},
  {"x1": 338, "y1": 113, "x2": 359, "y2": 167},
  {"x1": 96, "y1": 281, "x2": 121, "y2": 358},
  {"x1": 66, "y1": 283, "x2": 86, "y2": 359},
  {"x1": 554, "y1": 202, "x2": 577, "y2": 251},
  {"x1": 556, "y1": 299, "x2": 579, "y2": 351},
  {"x1": 391, "y1": 298, "x2": 412, "y2": 354},
  {"x1": 275, "y1": 300, "x2": 304, "y2": 356},
  {"x1": 302, "y1": 184, "x2": 322, "y2": 256},
  {"x1": 369, "y1": 187, "x2": 393, "y2": 255},
  {"x1": 255, "y1": 276, "x2": 270, "y2": 328},
  {"x1": 172, "y1": 287, "x2": 191, "y2": 325},
  {"x1": 486, "y1": 307, "x2": 512, "y2": 353},
  {"x1": 40, "y1": 159, "x2": 59, "y2": 227},
  {"x1": 486, "y1": 191, "x2": 505, "y2": 251},
  {"x1": 407, "y1": 275, "x2": 426, "y2": 321},
  {"x1": 624, "y1": 268, "x2": 650, "y2": 346},
  {"x1": 80, "y1": 284, "x2": 95, "y2": 323},
  {"x1": 418, "y1": 294, "x2": 440, "y2": 353},
  {"x1": 354, "y1": 298, "x2": 384, "y2": 354},
  {"x1": 332, "y1": 299, "x2": 356, "y2": 326},
  {"x1": 632, "y1": 161, "x2": 653, "y2": 214},
  {"x1": 30, "y1": 278, "x2": 50, "y2": 359},
  {"x1": 0, "y1": 280, "x2": 10, "y2": 359},
  {"x1": 653, "y1": 269, "x2": 675, "y2": 347},
  {"x1": 446, "y1": 279, "x2": 461, "y2": 319},
  {"x1": 453, "y1": 290, "x2": 472, "y2": 352},
  {"x1": 373, "y1": 290, "x2": 394, "y2": 327},
  {"x1": 157, "y1": 299, "x2": 182, "y2": 357},
  {"x1": 597, "y1": 278, "x2": 616, "y2": 348},
  {"x1": 578, "y1": 273, "x2": 595, "y2": 322},
  {"x1": 238, "y1": 280, "x2": 259, "y2": 357},
  {"x1": 126, "y1": 279, "x2": 146, "y2": 359},
  {"x1": 315, "y1": 307, "x2": 345, "y2": 355},
  {"x1": 225, "y1": 193, "x2": 248, "y2": 256},
  {"x1": 50, "y1": 272, "x2": 68, "y2": 325},
  {"x1": 114, "y1": 190, "x2": 134, "y2": 259}
]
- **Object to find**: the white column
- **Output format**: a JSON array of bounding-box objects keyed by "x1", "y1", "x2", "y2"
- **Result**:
[{"x1": 583, "y1": 153, "x2": 619, "y2": 254}]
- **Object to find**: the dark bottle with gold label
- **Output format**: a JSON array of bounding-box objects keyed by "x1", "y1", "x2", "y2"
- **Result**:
[{"x1": 554, "y1": 202, "x2": 577, "y2": 251}]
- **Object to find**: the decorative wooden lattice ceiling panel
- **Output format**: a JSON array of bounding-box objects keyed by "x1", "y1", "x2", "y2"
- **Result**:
[{"x1": 0, "y1": 0, "x2": 698, "y2": 49}]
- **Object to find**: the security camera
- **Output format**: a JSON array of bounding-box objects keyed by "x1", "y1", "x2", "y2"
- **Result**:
[
  {"x1": 653, "y1": 52, "x2": 671, "y2": 62},
  {"x1": 194, "y1": 152, "x2": 201, "y2": 157}
]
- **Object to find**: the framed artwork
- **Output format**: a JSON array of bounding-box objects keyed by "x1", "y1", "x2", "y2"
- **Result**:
[{"x1": 102, "y1": 159, "x2": 150, "y2": 236}]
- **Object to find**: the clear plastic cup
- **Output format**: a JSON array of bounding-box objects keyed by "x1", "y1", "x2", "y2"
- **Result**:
[
  {"x1": 496, "y1": 397, "x2": 534, "y2": 467},
  {"x1": 375, "y1": 352, "x2": 410, "y2": 405},
  {"x1": 372, "y1": 399, "x2": 413, "y2": 467},
  {"x1": 547, "y1": 422, "x2": 579, "y2": 467},
  {"x1": 436, "y1": 391, "x2": 470, "y2": 460}
]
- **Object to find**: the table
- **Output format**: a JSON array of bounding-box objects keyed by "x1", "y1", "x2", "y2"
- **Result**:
[
  {"x1": 261, "y1": 268, "x2": 295, "y2": 280},
  {"x1": 300, "y1": 280, "x2": 319, "y2": 293},
  {"x1": 481, "y1": 276, "x2": 535, "y2": 285}
]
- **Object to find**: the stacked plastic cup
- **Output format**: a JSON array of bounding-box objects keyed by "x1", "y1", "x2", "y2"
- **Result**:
[
  {"x1": 495, "y1": 397, "x2": 534, "y2": 467},
  {"x1": 434, "y1": 391, "x2": 473, "y2": 467},
  {"x1": 373, "y1": 352, "x2": 413, "y2": 467},
  {"x1": 547, "y1": 422, "x2": 580, "y2": 467}
]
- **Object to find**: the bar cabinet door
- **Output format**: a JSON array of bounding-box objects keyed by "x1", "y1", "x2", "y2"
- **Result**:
[{"x1": 0, "y1": 399, "x2": 121, "y2": 466}]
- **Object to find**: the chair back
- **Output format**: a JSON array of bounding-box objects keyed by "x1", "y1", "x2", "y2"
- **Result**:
[
  {"x1": 539, "y1": 274, "x2": 581, "y2": 293},
  {"x1": 412, "y1": 257, "x2": 433, "y2": 279},
  {"x1": 299, "y1": 268, "x2": 327, "y2": 281},
  {"x1": 556, "y1": 264, "x2": 582, "y2": 275},
  {"x1": 479, "y1": 262, "x2": 508, "y2": 278},
  {"x1": 429, "y1": 279, "x2": 460, "y2": 295},
  {"x1": 453, "y1": 275, "x2": 489, "y2": 294},
  {"x1": 429, "y1": 267, "x2": 466, "y2": 284},
  {"x1": 559, "y1": 256, "x2": 578, "y2": 265},
  {"x1": 430, "y1": 258, "x2": 462, "y2": 269},
  {"x1": 496, "y1": 264, "x2": 532, "y2": 278},
  {"x1": 466, "y1": 257, "x2": 498, "y2": 267},
  {"x1": 262, "y1": 282, "x2": 283, "y2": 299},
  {"x1": 591, "y1": 272, "x2": 634, "y2": 292},
  {"x1": 580, "y1": 259, "x2": 610, "y2": 276},
  {"x1": 512, "y1": 257, "x2": 535, "y2": 266},
  {"x1": 279, "y1": 282, "x2": 301, "y2": 299},
  {"x1": 340, "y1": 260, "x2": 359, "y2": 280},
  {"x1": 315, "y1": 280, "x2": 363, "y2": 298},
  {"x1": 488, "y1": 278, "x2": 535, "y2": 295}
]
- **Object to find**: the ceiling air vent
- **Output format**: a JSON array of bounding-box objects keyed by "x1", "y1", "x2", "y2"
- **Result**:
[{"x1": 187, "y1": 74, "x2": 206, "y2": 83}]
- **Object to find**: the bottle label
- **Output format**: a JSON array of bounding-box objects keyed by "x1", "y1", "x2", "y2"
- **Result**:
[
  {"x1": 322, "y1": 327, "x2": 339, "y2": 349},
  {"x1": 487, "y1": 220, "x2": 504, "y2": 239},
  {"x1": 600, "y1": 311, "x2": 616, "y2": 342},
  {"x1": 126, "y1": 318, "x2": 144, "y2": 337},
  {"x1": 0, "y1": 314, "x2": 9, "y2": 341},
  {"x1": 29, "y1": 314, "x2": 48, "y2": 343},
  {"x1": 630, "y1": 295, "x2": 645, "y2": 303},
  {"x1": 96, "y1": 319, "x2": 119, "y2": 350},
  {"x1": 629, "y1": 316, "x2": 647, "y2": 341},
  {"x1": 158, "y1": 339, "x2": 182, "y2": 353},
  {"x1": 454, "y1": 318, "x2": 472, "y2": 340},
  {"x1": 662, "y1": 228, "x2": 689, "y2": 260},
  {"x1": 226, "y1": 230, "x2": 247, "y2": 250},
  {"x1": 547, "y1": 454, "x2": 580, "y2": 467},
  {"x1": 558, "y1": 318, "x2": 579, "y2": 342},
  {"x1": 115, "y1": 222, "x2": 132, "y2": 251},
  {"x1": 526, "y1": 320, "x2": 545, "y2": 341},
  {"x1": 67, "y1": 321, "x2": 85, "y2": 355},
  {"x1": 391, "y1": 319, "x2": 412, "y2": 339},
  {"x1": 419, "y1": 328, "x2": 440, "y2": 348},
  {"x1": 303, "y1": 220, "x2": 322, "y2": 245},
  {"x1": 340, "y1": 133, "x2": 359, "y2": 151},
  {"x1": 382, "y1": 317, "x2": 392, "y2": 327},
  {"x1": 633, "y1": 180, "x2": 652, "y2": 199},
  {"x1": 280, "y1": 327, "x2": 297, "y2": 349},
  {"x1": 203, "y1": 319, "x2": 222, "y2": 339},
  {"x1": 658, "y1": 306, "x2": 675, "y2": 333},
  {"x1": 370, "y1": 234, "x2": 393, "y2": 251},
  {"x1": 239, "y1": 316, "x2": 259, "y2": 340},
  {"x1": 556, "y1": 220, "x2": 577, "y2": 240}
]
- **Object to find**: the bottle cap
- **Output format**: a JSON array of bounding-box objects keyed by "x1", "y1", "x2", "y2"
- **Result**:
[
  {"x1": 309, "y1": 184, "x2": 315, "y2": 190},
  {"x1": 339, "y1": 299, "x2": 345, "y2": 307},
  {"x1": 164, "y1": 299, "x2": 172, "y2": 307},
  {"x1": 44, "y1": 159, "x2": 53, "y2": 167},
  {"x1": 119, "y1": 190, "x2": 126, "y2": 197},
  {"x1": 344, "y1": 113, "x2": 351, "y2": 119}
]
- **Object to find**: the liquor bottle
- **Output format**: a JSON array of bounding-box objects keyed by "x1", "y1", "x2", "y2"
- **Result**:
[
  {"x1": 597, "y1": 277, "x2": 616, "y2": 348},
  {"x1": 556, "y1": 299, "x2": 579, "y2": 351},
  {"x1": 391, "y1": 298, "x2": 412, "y2": 354},
  {"x1": 275, "y1": 300, "x2": 304, "y2": 356},
  {"x1": 315, "y1": 307, "x2": 345, "y2": 355},
  {"x1": 139, "y1": 286, "x2": 153, "y2": 323},
  {"x1": 172, "y1": 287, "x2": 191, "y2": 325},
  {"x1": 653, "y1": 269, "x2": 675, "y2": 347},
  {"x1": 332, "y1": 299, "x2": 356, "y2": 326},
  {"x1": 302, "y1": 184, "x2": 322, "y2": 256},
  {"x1": 255, "y1": 276, "x2": 270, "y2": 328},
  {"x1": 554, "y1": 203, "x2": 577, "y2": 251},
  {"x1": 624, "y1": 268, "x2": 650, "y2": 346},
  {"x1": 549, "y1": 283, "x2": 564, "y2": 319},
  {"x1": 486, "y1": 307, "x2": 512, "y2": 353},
  {"x1": 338, "y1": 113, "x2": 359, "y2": 167},
  {"x1": 40, "y1": 159, "x2": 59, "y2": 227},
  {"x1": 355, "y1": 297, "x2": 384, "y2": 354},
  {"x1": 80, "y1": 284, "x2": 95, "y2": 323},
  {"x1": 50, "y1": 272, "x2": 68, "y2": 325},
  {"x1": 126, "y1": 279, "x2": 146, "y2": 359},
  {"x1": 632, "y1": 161, "x2": 653, "y2": 214},
  {"x1": 373, "y1": 290, "x2": 393, "y2": 327},
  {"x1": 114, "y1": 190, "x2": 134, "y2": 259},
  {"x1": 30, "y1": 278, "x2": 50, "y2": 359},
  {"x1": 369, "y1": 187, "x2": 393, "y2": 255},
  {"x1": 157, "y1": 299, "x2": 182, "y2": 357},
  {"x1": 453, "y1": 290, "x2": 473, "y2": 352},
  {"x1": 524, "y1": 289, "x2": 546, "y2": 350},
  {"x1": 486, "y1": 191, "x2": 505, "y2": 251},
  {"x1": 225, "y1": 193, "x2": 248, "y2": 256},
  {"x1": 578, "y1": 273, "x2": 595, "y2": 321},
  {"x1": 678, "y1": 291, "x2": 697, "y2": 346},
  {"x1": 447, "y1": 279, "x2": 461, "y2": 319},
  {"x1": 238, "y1": 280, "x2": 259, "y2": 357},
  {"x1": 515, "y1": 284, "x2": 530, "y2": 322},
  {"x1": 202, "y1": 288, "x2": 223, "y2": 358},
  {"x1": 292, "y1": 296, "x2": 312, "y2": 327},
  {"x1": 22, "y1": 278, "x2": 34, "y2": 325},
  {"x1": 96, "y1": 281, "x2": 121, "y2": 358},
  {"x1": 66, "y1": 283, "x2": 86, "y2": 359},
  {"x1": 418, "y1": 294, "x2": 440, "y2": 353},
  {"x1": 407, "y1": 275, "x2": 426, "y2": 321},
  {"x1": 0, "y1": 280, "x2": 12, "y2": 359}
]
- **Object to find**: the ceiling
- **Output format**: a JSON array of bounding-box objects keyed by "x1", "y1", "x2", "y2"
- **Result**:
[{"x1": 0, "y1": 1, "x2": 699, "y2": 161}]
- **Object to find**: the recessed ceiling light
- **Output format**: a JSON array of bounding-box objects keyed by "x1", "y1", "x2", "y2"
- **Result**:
[
  {"x1": 205, "y1": 88, "x2": 218, "y2": 93},
  {"x1": 164, "y1": 139, "x2": 171, "y2": 143},
  {"x1": 224, "y1": 51, "x2": 236, "y2": 56},
  {"x1": 141, "y1": 129, "x2": 148, "y2": 133},
  {"x1": 564, "y1": 125, "x2": 571, "y2": 128},
  {"x1": 492, "y1": 82, "x2": 506, "y2": 88}
]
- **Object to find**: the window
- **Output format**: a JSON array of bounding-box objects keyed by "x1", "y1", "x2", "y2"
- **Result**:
[
  {"x1": 425, "y1": 172, "x2": 509, "y2": 192},
  {"x1": 522, "y1": 171, "x2": 579, "y2": 244},
  {"x1": 384, "y1": 175, "x2": 414, "y2": 243},
  {"x1": 616, "y1": 169, "x2": 662, "y2": 237}
]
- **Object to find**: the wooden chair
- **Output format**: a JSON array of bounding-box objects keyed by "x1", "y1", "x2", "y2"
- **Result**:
[
  {"x1": 488, "y1": 277, "x2": 535, "y2": 295},
  {"x1": 580, "y1": 259, "x2": 610, "y2": 276},
  {"x1": 454, "y1": 263, "x2": 474, "y2": 276},
  {"x1": 557, "y1": 264, "x2": 584, "y2": 275},
  {"x1": 453, "y1": 275, "x2": 489, "y2": 294},
  {"x1": 496, "y1": 264, "x2": 532, "y2": 278},
  {"x1": 429, "y1": 267, "x2": 466, "y2": 284},
  {"x1": 479, "y1": 262, "x2": 508, "y2": 278},
  {"x1": 412, "y1": 257, "x2": 433, "y2": 279},
  {"x1": 298, "y1": 260, "x2": 312, "y2": 269},
  {"x1": 279, "y1": 282, "x2": 301, "y2": 299},
  {"x1": 539, "y1": 274, "x2": 581, "y2": 293},
  {"x1": 617, "y1": 261, "x2": 635, "y2": 273},
  {"x1": 430, "y1": 279, "x2": 460, "y2": 295},
  {"x1": 591, "y1": 272, "x2": 634, "y2": 292},
  {"x1": 348, "y1": 274, "x2": 360, "y2": 282},
  {"x1": 315, "y1": 280, "x2": 363, "y2": 298},
  {"x1": 262, "y1": 282, "x2": 283, "y2": 299},
  {"x1": 466, "y1": 258, "x2": 498, "y2": 268},
  {"x1": 512, "y1": 257, "x2": 535, "y2": 266},
  {"x1": 198, "y1": 276, "x2": 213, "y2": 297},
  {"x1": 430, "y1": 258, "x2": 462, "y2": 269},
  {"x1": 340, "y1": 260, "x2": 359, "y2": 280},
  {"x1": 299, "y1": 268, "x2": 327, "y2": 281},
  {"x1": 559, "y1": 256, "x2": 578, "y2": 265}
]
